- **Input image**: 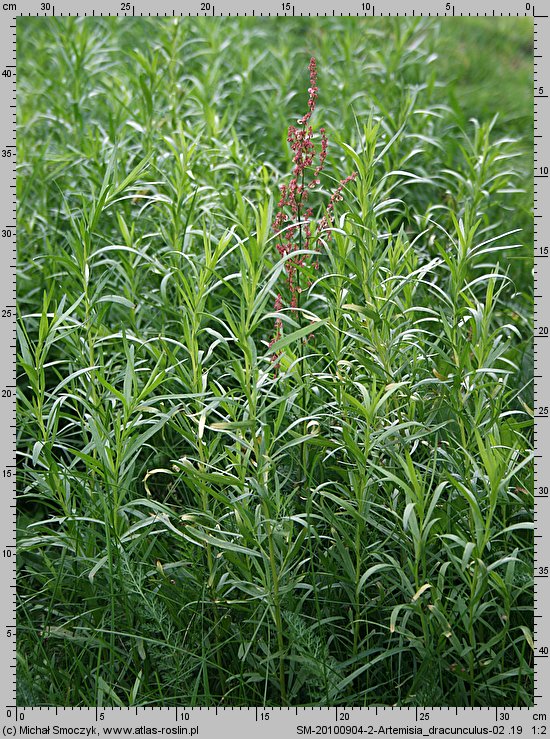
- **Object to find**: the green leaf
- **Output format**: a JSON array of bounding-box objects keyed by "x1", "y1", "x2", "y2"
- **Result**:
[{"x1": 267, "y1": 319, "x2": 327, "y2": 356}]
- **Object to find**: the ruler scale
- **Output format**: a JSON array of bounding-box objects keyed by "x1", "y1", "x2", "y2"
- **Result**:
[
  {"x1": 1, "y1": 1, "x2": 544, "y2": 734},
  {"x1": 533, "y1": 8, "x2": 545, "y2": 709}
]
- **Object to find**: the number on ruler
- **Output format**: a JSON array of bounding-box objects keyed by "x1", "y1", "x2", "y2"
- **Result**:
[{"x1": 6, "y1": 710, "x2": 24, "y2": 721}]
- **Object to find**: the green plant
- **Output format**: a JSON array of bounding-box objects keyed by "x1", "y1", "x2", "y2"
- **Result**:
[{"x1": 17, "y1": 16, "x2": 533, "y2": 707}]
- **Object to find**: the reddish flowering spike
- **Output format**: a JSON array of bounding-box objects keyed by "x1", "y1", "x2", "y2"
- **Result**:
[{"x1": 269, "y1": 58, "x2": 356, "y2": 370}]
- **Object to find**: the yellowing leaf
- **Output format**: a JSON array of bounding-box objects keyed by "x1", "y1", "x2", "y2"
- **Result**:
[{"x1": 411, "y1": 583, "x2": 431, "y2": 602}]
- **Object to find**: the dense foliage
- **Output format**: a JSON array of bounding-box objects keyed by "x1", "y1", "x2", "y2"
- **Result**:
[{"x1": 17, "y1": 17, "x2": 533, "y2": 706}]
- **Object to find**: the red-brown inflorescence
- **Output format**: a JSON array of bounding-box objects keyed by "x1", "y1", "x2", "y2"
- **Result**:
[
  {"x1": 270, "y1": 57, "x2": 357, "y2": 367},
  {"x1": 317, "y1": 172, "x2": 358, "y2": 236},
  {"x1": 272, "y1": 58, "x2": 324, "y2": 312}
]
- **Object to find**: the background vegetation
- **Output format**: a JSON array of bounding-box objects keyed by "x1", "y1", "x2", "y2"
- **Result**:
[{"x1": 17, "y1": 17, "x2": 534, "y2": 706}]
